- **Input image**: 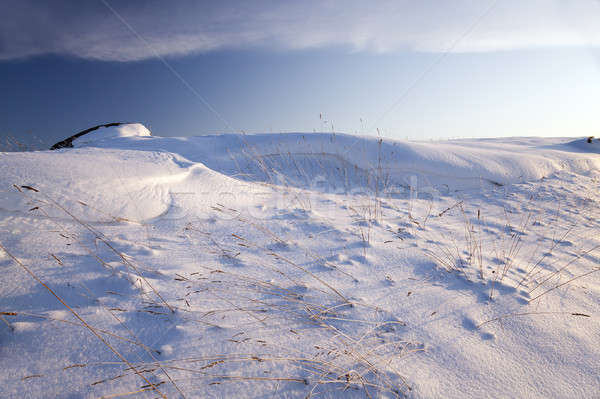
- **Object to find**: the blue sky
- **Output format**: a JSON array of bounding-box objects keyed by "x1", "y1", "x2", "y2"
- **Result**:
[{"x1": 1, "y1": 0, "x2": 600, "y2": 147}]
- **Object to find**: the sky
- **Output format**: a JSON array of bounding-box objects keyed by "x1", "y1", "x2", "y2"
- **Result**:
[{"x1": 1, "y1": 0, "x2": 600, "y2": 148}]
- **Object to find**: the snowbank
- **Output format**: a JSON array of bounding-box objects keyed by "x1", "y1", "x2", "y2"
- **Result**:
[
  {"x1": 64, "y1": 127, "x2": 600, "y2": 191},
  {"x1": 71, "y1": 123, "x2": 151, "y2": 147},
  {"x1": 1, "y1": 126, "x2": 599, "y2": 398}
]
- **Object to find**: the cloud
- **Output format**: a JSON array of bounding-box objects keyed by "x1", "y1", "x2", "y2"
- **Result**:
[{"x1": 1, "y1": 0, "x2": 600, "y2": 62}]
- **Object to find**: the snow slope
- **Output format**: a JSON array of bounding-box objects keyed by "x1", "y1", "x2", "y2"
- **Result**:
[{"x1": 1, "y1": 124, "x2": 599, "y2": 398}]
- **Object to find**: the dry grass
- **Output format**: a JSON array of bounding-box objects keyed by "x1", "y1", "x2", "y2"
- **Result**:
[
  {"x1": 2, "y1": 184, "x2": 418, "y2": 398},
  {"x1": 414, "y1": 183, "x2": 600, "y2": 305},
  {"x1": 4, "y1": 141, "x2": 598, "y2": 398}
]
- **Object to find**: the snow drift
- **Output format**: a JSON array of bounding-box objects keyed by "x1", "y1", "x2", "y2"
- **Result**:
[{"x1": 1, "y1": 124, "x2": 599, "y2": 398}]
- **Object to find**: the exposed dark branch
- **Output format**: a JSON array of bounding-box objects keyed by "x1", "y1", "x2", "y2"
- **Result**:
[{"x1": 50, "y1": 122, "x2": 133, "y2": 150}]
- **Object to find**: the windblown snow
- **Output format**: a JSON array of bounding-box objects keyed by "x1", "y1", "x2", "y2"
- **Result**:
[{"x1": 1, "y1": 124, "x2": 598, "y2": 398}]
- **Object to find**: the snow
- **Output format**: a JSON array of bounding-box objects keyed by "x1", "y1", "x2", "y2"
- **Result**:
[
  {"x1": 1, "y1": 124, "x2": 599, "y2": 398},
  {"x1": 71, "y1": 123, "x2": 151, "y2": 148}
]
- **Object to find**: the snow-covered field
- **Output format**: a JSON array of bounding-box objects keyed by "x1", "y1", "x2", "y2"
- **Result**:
[{"x1": 1, "y1": 124, "x2": 599, "y2": 398}]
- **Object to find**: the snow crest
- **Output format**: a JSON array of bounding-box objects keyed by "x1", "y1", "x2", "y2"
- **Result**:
[{"x1": 71, "y1": 123, "x2": 151, "y2": 147}]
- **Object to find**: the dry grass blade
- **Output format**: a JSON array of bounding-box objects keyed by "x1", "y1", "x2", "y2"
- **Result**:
[
  {"x1": 527, "y1": 243, "x2": 600, "y2": 298},
  {"x1": 528, "y1": 267, "x2": 600, "y2": 303},
  {"x1": 476, "y1": 311, "x2": 592, "y2": 329}
]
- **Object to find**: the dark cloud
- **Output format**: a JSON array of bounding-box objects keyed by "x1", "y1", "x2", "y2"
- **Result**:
[{"x1": 1, "y1": 0, "x2": 599, "y2": 62}]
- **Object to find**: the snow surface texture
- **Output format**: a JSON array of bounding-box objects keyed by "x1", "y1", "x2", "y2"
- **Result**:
[{"x1": 1, "y1": 124, "x2": 599, "y2": 398}]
